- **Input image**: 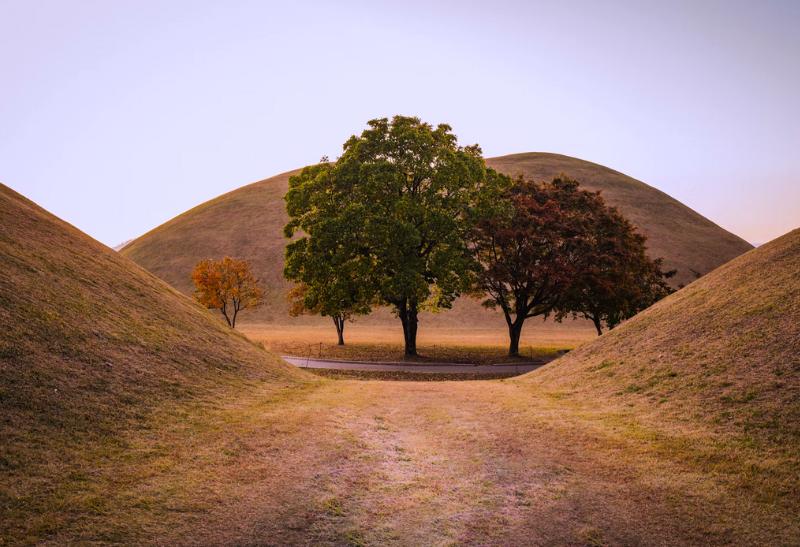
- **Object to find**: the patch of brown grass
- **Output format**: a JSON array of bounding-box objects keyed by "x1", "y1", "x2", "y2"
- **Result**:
[
  {"x1": 241, "y1": 323, "x2": 589, "y2": 364},
  {"x1": 29, "y1": 379, "x2": 793, "y2": 544}
]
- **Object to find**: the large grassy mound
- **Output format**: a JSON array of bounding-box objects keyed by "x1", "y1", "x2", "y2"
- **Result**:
[
  {"x1": 0, "y1": 183, "x2": 305, "y2": 540},
  {"x1": 523, "y1": 227, "x2": 799, "y2": 504},
  {"x1": 121, "y1": 152, "x2": 752, "y2": 326}
]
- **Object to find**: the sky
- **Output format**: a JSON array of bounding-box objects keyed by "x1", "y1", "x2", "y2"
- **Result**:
[{"x1": 1, "y1": 0, "x2": 798, "y2": 247}]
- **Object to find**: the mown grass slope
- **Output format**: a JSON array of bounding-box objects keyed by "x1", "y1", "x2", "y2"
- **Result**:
[
  {"x1": 523, "y1": 228, "x2": 799, "y2": 514},
  {"x1": 121, "y1": 152, "x2": 752, "y2": 325},
  {"x1": 0, "y1": 183, "x2": 306, "y2": 542}
]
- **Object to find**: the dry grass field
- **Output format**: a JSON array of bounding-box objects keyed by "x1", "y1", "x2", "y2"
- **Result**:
[
  {"x1": 240, "y1": 321, "x2": 596, "y2": 364},
  {"x1": 1, "y1": 185, "x2": 796, "y2": 545},
  {"x1": 11, "y1": 378, "x2": 796, "y2": 545},
  {"x1": 120, "y1": 152, "x2": 753, "y2": 326}
]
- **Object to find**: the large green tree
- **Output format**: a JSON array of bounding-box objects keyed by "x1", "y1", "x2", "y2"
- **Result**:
[
  {"x1": 284, "y1": 116, "x2": 502, "y2": 356},
  {"x1": 283, "y1": 162, "x2": 372, "y2": 345},
  {"x1": 284, "y1": 162, "x2": 375, "y2": 346}
]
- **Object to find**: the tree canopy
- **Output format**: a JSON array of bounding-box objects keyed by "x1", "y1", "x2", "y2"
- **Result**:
[
  {"x1": 284, "y1": 183, "x2": 374, "y2": 345},
  {"x1": 284, "y1": 116, "x2": 505, "y2": 355},
  {"x1": 470, "y1": 176, "x2": 588, "y2": 355},
  {"x1": 284, "y1": 117, "x2": 672, "y2": 357},
  {"x1": 470, "y1": 176, "x2": 673, "y2": 355},
  {"x1": 554, "y1": 199, "x2": 675, "y2": 335},
  {"x1": 191, "y1": 257, "x2": 263, "y2": 328}
]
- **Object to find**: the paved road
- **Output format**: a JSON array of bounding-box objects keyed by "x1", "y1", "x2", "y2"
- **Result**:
[{"x1": 282, "y1": 356, "x2": 547, "y2": 375}]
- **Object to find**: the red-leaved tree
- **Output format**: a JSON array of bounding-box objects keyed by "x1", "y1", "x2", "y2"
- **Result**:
[
  {"x1": 470, "y1": 175, "x2": 673, "y2": 355},
  {"x1": 554, "y1": 202, "x2": 674, "y2": 335},
  {"x1": 469, "y1": 176, "x2": 588, "y2": 356}
]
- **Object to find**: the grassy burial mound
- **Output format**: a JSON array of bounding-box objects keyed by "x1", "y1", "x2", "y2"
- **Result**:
[
  {"x1": 0, "y1": 183, "x2": 306, "y2": 541},
  {"x1": 522, "y1": 228, "x2": 800, "y2": 528},
  {"x1": 121, "y1": 153, "x2": 752, "y2": 326}
]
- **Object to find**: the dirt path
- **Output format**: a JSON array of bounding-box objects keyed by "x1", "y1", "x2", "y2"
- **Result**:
[{"x1": 136, "y1": 379, "x2": 793, "y2": 546}]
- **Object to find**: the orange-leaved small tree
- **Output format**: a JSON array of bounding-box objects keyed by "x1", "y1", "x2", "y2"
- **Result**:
[{"x1": 191, "y1": 257, "x2": 263, "y2": 328}]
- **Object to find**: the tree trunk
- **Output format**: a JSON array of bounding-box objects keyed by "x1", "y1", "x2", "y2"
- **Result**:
[
  {"x1": 220, "y1": 306, "x2": 233, "y2": 328},
  {"x1": 332, "y1": 316, "x2": 345, "y2": 345},
  {"x1": 592, "y1": 316, "x2": 603, "y2": 336},
  {"x1": 230, "y1": 298, "x2": 241, "y2": 329},
  {"x1": 397, "y1": 299, "x2": 419, "y2": 357},
  {"x1": 508, "y1": 319, "x2": 524, "y2": 357}
]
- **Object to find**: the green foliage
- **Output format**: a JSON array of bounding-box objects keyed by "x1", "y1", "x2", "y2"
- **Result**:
[
  {"x1": 284, "y1": 116, "x2": 506, "y2": 354},
  {"x1": 283, "y1": 160, "x2": 374, "y2": 344}
]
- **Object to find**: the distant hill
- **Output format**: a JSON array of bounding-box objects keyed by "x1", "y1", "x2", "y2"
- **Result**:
[
  {"x1": 0, "y1": 183, "x2": 305, "y2": 538},
  {"x1": 113, "y1": 238, "x2": 133, "y2": 251},
  {"x1": 121, "y1": 152, "x2": 753, "y2": 325},
  {"x1": 524, "y1": 226, "x2": 799, "y2": 463}
]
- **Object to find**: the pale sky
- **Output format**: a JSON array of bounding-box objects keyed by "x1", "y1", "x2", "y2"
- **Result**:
[{"x1": 1, "y1": 0, "x2": 798, "y2": 246}]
